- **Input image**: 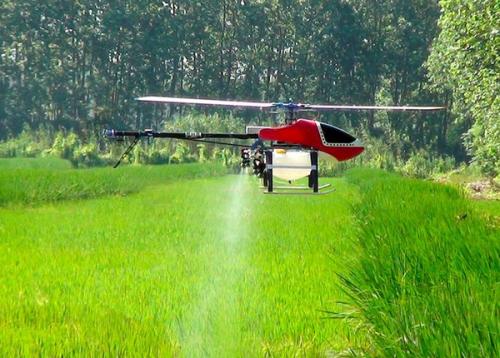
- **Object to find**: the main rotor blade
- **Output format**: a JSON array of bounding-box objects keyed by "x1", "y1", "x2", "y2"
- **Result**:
[
  {"x1": 137, "y1": 96, "x2": 274, "y2": 109},
  {"x1": 308, "y1": 104, "x2": 446, "y2": 111},
  {"x1": 136, "y1": 96, "x2": 446, "y2": 112}
]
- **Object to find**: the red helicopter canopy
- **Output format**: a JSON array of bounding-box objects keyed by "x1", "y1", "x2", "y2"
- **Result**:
[{"x1": 258, "y1": 119, "x2": 364, "y2": 161}]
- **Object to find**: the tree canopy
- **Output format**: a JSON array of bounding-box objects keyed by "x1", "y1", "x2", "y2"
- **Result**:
[
  {"x1": 427, "y1": 0, "x2": 499, "y2": 176},
  {"x1": 0, "y1": 0, "x2": 497, "y2": 175}
]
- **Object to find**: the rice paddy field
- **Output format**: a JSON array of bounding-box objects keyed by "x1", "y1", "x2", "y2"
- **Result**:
[{"x1": 0, "y1": 158, "x2": 498, "y2": 356}]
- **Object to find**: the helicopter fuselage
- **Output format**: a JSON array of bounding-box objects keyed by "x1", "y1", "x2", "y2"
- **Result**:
[{"x1": 258, "y1": 118, "x2": 364, "y2": 161}]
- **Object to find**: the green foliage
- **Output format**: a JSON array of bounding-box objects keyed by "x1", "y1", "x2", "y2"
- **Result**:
[
  {"x1": 0, "y1": 123, "x2": 467, "y2": 180},
  {"x1": 0, "y1": 157, "x2": 72, "y2": 170},
  {"x1": 344, "y1": 169, "x2": 499, "y2": 356},
  {"x1": 318, "y1": 134, "x2": 457, "y2": 179},
  {"x1": 0, "y1": 124, "x2": 238, "y2": 168},
  {"x1": 0, "y1": 161, "x2": 226, "y2": 206},
  {"x1": 72, "y1": 143, "x2": 104, "y2": 167},
  {"x1": 427, "y1": 0, "x2": 499, "y2": 176},
  {"x1": 49, "y1": 132, "x2": 80, "y2": 163},
  {"x1": 197, "y1": 144, "x2": 207, "y2": 163},
  {"x1": 0, "y1": 0, "x2": 452, "y2": 168},
  {"x1": 357, "y1": 136, "x2": 400, "y2": 172},
  {"x1": 169, "y1": 142, "x2": 195, "y2": 164},
  {"x1": 43, "y1": 131, "x2": 109, "y2": 168},
  {"x1": 399, "y1": 151, "x2": 456, "y2": 178},
  {"x1": 0, "y1": 129, "x2": 106, "y2": 167},
  {"x1": 1, "y1": 0, "x2": 496, "y2": 174},
  {"x1": 0, "y1": 124, "x2": 53, "y2": 158}
]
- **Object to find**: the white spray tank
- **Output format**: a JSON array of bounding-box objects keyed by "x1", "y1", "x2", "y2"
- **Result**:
[{"x1": 272, "y1": 149, "x2": 312, "y2": 181}]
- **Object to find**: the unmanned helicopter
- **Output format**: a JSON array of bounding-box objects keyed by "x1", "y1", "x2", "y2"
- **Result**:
[{"x1": 105, "y1": 96, "x2": 445, "y2": 194}]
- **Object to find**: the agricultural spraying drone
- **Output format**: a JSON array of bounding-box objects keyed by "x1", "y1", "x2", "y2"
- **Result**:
[{"x1": 105, "y1": 96, "x2": 445, "y2": 194}]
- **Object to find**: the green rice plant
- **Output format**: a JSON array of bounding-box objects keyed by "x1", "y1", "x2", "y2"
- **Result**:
[
  {"x1": 0, "y1": 174, "x2": 366, "y2": 356},
  {"x1": 1, "y1": 164, "x2": 496, "y2": 356},
  {"x1": 343, "y1": 168, "x2": 499, "y2": 357},
  {"x1": 0, "y1": 157, "x2": 73, "y2": 170},
  {"x1": 0, "y1": 161, "x2": 226, "y2": 206}
]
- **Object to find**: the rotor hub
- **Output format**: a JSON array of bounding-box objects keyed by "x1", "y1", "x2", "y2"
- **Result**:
[{"x1": 271, "y1": 101, "x2": 312, "y2": 124}]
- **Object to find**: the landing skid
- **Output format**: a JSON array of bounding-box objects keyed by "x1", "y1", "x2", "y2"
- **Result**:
[{"x1": 262, "y1": 183, "x2": 335, "y2": 195}]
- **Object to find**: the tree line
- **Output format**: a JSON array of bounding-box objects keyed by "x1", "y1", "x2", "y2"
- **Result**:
[{"x1": 0, "y1": 0, "x2": 497, "y2": 175}]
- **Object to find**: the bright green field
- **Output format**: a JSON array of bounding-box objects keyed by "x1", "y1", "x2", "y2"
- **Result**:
[
  {"x1": 0, "y1": 157, "x2": 73, "y2": 170},
  {"x1": 0, "y1": 162, "x2": 364, "y2": 356},
  {"x1": 0, "y1": 159, "x2": 497, "y2": 356}
]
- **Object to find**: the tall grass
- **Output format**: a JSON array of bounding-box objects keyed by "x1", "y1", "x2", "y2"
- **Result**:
[
  {"x1": 344, "y1": 168, "x2": 499, "y2": 356},
  {"x1": 1, "y1": 162, "x2": 497, "y2": 355},
  {"x1": 0, "y1": 157, "x2": 72, "y2": 170},
  {"x1": 0, "y1": 174, "x2": 364, "y2": 356},
  {"x1": 0, "y1": 161, "x2": 226, "y2": 206}
]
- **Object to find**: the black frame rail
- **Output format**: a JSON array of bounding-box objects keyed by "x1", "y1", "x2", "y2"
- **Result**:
[{"x1": 104, "y1": 129, "x2": 258, "y2": 168}]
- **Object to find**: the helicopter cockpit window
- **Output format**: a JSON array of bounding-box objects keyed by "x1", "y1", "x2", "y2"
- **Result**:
[{"x1": 320, "y1": 123, "x2": 356, "y2": 143}]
